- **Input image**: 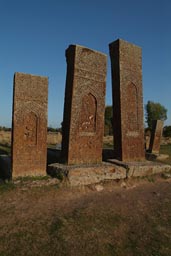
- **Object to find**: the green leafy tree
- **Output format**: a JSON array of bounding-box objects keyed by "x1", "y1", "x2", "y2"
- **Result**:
[
  {"x1": 0, "y1": 126, "x2": 11, "y2": 131},
  {"x1": 163, "y1": 126, "x2": 171, "y2": 137},
  {"x1": 145, "y1": 101, "x2": 167, "y2": 129},
  {"x1": 47, "y1": 126, "x2": 62, "y2": 133},
  {"x1": 104, "y1": 106, "x2": 113, "y2": 136}
]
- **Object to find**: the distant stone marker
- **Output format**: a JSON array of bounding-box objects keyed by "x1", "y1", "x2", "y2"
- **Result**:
[
  {"x1": 12, "y1": 72, "x2": 48, "y2": 177},
  {"x1": 62, "y1": 45, "x2": 107, "y2": 164},
  {"x1": 145, "y1": 129, "x2": 151, "y2": 151},
  {"x1": 149, "y1": 120, "x2": 164, "y2": 154},
  {"x1": 109, "y1": 39, "x2": 145, "y2": 162}
]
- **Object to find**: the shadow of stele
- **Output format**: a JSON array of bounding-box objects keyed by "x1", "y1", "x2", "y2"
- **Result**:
[{"x1": 0, "y1": 155, "x2": 12, "y2": 181}]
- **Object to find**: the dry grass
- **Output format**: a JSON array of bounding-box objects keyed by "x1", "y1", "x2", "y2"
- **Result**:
[
  {"x1": 0, "y1": 176, "x2": 171, "y2": 256},
  {"x1": 0, "y1": 131, "x2": 62, "y2": 146},
  {"x1": 0, "y1": 131, "x2": 11, "y2": 145},
  {"x1": 0, "y1": 133, "x2": 171, "y2": 255},
  {"x1": 159, "y1": 144, "x2": 171, "y2": 165}
]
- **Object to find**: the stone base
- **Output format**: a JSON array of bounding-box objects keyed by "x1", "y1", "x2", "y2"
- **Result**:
[
  {"x1": 107, "y1": 159, "x2": 171, "y2": 178},
  {"x1": 146, "y1": 152, "x2": 169, "y2": 161},
  {"x1": 47, "y1": 160, "x2": 171, "y2": 186},
  {"x1": 47, "y1": 162, "x2": 126, "y2": 186}
]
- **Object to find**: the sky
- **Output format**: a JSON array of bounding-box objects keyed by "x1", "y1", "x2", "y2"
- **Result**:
[{"x1": 0, "y1": 0, "x2": 170, "y2": 128}]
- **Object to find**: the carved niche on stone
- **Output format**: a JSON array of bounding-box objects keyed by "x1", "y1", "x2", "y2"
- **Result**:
[
  {"x1": 79, "y1": 93, "x2": 97, "y2": 134},
  {"x1": 126, "y1": 82, "x2": 139, "y2": 131},
  {"x1": 23, "y1": 112, "x2": 38, "y2": 146}
]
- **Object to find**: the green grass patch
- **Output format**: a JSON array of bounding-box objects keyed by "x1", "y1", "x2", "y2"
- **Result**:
[
  {"x1": 0, "y1": 144, "x2": 11, "y2": 155},
  {"x1": 103, "y1": 143, "x2": 114, "y2": 149},
  {"x1": 0, "y1": 182, "x2": 15, "y2": 194},
  {"x1": 50, "y1": 217, "x2": 65, "y2": 234},
  {"x1": 14, "y1": 175, "x2": 50, "y2": 182},
  {"x1": 159, "y1": 144, "x2": 171, "y2": 164},
  {"x1": 47, "y1": 144, "x2": 57, "y2": 149},
  {"x1": 160, "y1": 143, "x2": 171, "y2": 155}
]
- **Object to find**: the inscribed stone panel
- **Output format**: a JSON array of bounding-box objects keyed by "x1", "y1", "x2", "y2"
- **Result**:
[
  {"x1": 62, "y1": 45, "x2": 107, "y2": 164},
  {"x1": 149, "y1": 120, "x2": 163, "y2": 154},
  {"x1": 109, "y1": 39, "x2": 145, "y2": 161},
  {"x1": 79, "y1": 93, "x2": 97, "y2": 134},
  {"x1": 12, "y1": 72, "x2": 48, "y2": 177}
]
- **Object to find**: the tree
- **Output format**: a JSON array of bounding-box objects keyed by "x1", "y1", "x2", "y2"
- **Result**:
[
  {"x1": 47, "y1": 126, "x2": 62, "y2": 133},
  {"x1": 163, "y1": 126, "x2": 171, "y2": 137},
  {"x1": 104, "y1": 106, "x2": 113, "y2": 136},
  {"x1": 0, "y1": 126, "x2": 11, "y2": 131},
  {"x1": 145, "y1": 101, "x2": 167, "y2": 129}
]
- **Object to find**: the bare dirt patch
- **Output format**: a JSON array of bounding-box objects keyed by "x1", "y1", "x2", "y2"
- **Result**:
[{"x1": 0, "y1": 175, "x2": 171, "y2": 256}]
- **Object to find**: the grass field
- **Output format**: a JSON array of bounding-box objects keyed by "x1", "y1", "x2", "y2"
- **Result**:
[
  {"x1": 1, "y1": 141, "x2": 171, "y2": 165},
  {"x1": 0, "y1": 134, "x2": 171, "y2": 255},
  {"x1": 0, "y1": 143, "x2": 11, "y2": 155},
  {"x1": 159, "y1": 144, "x2": 171, "y2": 164},
  {"x1": 0, "y1": 176, "x2": 170, "y2": 256}
]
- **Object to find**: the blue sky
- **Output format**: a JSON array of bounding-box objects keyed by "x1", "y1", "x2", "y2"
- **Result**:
[{"x1": 0, "y1": 0, "x2": 170, "y2": 128}]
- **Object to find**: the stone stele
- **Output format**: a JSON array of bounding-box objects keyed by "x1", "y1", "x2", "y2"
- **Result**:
[
  {"x1": 109, "y1": 39, "x2": 145, "y2": 162},
  {"x1": 12, "y1": 72, "x2": 48, "y2": 177},
  {"x1": 149, "y1": 120, "x2": 164, "y2": 154},
  {"x1": 62, "y1": 45, "x2": 107, "y2": 165}
]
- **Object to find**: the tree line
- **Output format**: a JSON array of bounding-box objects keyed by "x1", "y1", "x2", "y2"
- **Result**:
[
  {"x1": 0, "y1": 101, "x2": 170, "y2": 137},
  {"x1": 105, "y1": 101, "x2": 171, "y2": 137},
  {"x1": 0, "y1": 126, "x2": 11, "y2": 131}
]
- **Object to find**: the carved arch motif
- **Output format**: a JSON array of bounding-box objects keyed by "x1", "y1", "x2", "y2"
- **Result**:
[
  {"x1": 126, "y1": 82, "x2": 139, "y2": 131},
  {"x1": 79, "y1": 93, "x2": 97, "y2": 134}
]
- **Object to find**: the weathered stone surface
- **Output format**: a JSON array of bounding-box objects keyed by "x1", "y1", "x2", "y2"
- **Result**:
[
  {"x1": 48, "y1": 160, "x2": 171, "y2": 186},
  {"x1": 48, "y1": 162, "x2": 126, "y2": 186},
  {"x1": 109, "y1": 39, "x2": 145, "y2": 162},
  {"x1": 108, "y1": 159, "x2": 171, "y2": 178},
  {"x1": 62, "y1": 45, "x2": 107, "y2": 165},
  {"x1": 145, "y1": 135, "x2": 150, "y2": 151},
  {"x1": 149, "y1": 120, "x2": 164, "y2": 154},
  {"x1": 12, "y1": 72, "x2": 48, "y2": 177},
  {"x1": 156, "y1": 154, "x2": 169, "y2": 161},
  {"x1": 145, "y1": 129, "x2": 151, "y2": 151},
  {"x1": 128, "y1": 162, "x2": 171, "y2": 177},
  {"x1": 146, "y1": 152, "x2": 169, "y2": 161},
  {"x1": 68, "y1": 164, "x2": 126, "y2": 186}
]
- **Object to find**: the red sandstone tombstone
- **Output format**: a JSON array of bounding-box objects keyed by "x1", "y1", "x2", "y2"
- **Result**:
[
  {"x1": 62, "y1": 45, "x2": 107, "y2": 165},
  {"x1": 12, "y1": 72, "x2": 48, "y2": 177},
  {"x1": 145, "y1": 128, "x2": 151, "y2": 151},
  {"x1": 145, "y1": 134, "x2": 151, "y2": 151},
  {"x1": 149, "y1": 120, "x2": 164, "y2": 154},
  {"x1": 109, "y1": 39, "x2": 145, "y2": 162}
]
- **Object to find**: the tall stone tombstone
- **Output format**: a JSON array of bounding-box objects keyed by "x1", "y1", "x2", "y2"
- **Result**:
[
  {"x1": 12, "y1": 72, "x2": 48, "y2": 177},
  {"x1": 109, "y1": 39, "x2": 145, "y2": 162},
  {"x1": 62, "y1": 45, "x2": 107, "y2": 165},
  {"x1": 149, "y1": 120, "x2": 163, "y2": 154}
]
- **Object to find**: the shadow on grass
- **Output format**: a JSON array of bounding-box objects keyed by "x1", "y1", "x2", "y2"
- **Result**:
[
  {"x1": 0, "y1": 143, "x2": 11, "y2": 155},
  {"x1": 0, "y1": 181, "x2": 15, "y2": 193},
  {"x1": 0, "y1": 155, "x2": 11, "y2": 181}
]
